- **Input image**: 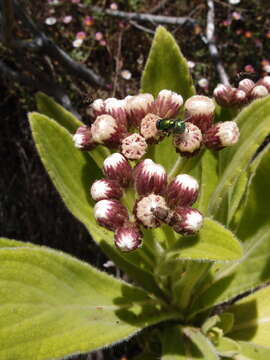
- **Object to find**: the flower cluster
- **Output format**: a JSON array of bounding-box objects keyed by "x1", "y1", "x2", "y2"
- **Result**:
[
  {"x1": 73, "y1": 90, "x2": 240, "y2": 158},
  {"x1": 214, "y1": 76, "x2": 270, "y2": 108},
  {"x1": 90, "y1": 154, "x2": 203, "y2": 252}
]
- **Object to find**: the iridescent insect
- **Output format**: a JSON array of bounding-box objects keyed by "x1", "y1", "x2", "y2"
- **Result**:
[{"x1": 156, "y1": 118, "x2": 186, "y2": 135}]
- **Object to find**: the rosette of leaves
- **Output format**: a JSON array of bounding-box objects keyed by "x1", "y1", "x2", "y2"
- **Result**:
[{"x1": 1, "y1": 26, "x2": 270, "y2": 360}]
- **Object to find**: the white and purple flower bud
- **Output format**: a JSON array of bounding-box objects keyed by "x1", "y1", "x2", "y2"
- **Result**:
[
  {"x1": 213, "y1": 84, "x2": 234, "y2": 107},
  {"x1": 133, "y1": 159, "x2": 167, "y2": 196},
  {"x1": 238, "y1": 78, "x2": 255, "y2": 94},
  {"x1": 140, "y1": 113, "x2": 165, "y2": 143},
  {"x1": 173, "y1": 122, "x2": 202, "y2": 157},
  {"x1": 134, "y1": 194, "x2": 169, "y2": 228},
  {"x1": 170, "y1": 207, "x2": 203, "y2": 236},
  {"x1": 104, "y1": 97, "x2": 127, "y2": 127},
  {"x1": 203, "y1": 121, "x2": 240, "y2": 150},
  {"x1": 94, "y1": 199, "x2": 129, "y2": 231},
  {"x1": 90, "y1": 179, "x2": 123, "y2": 202},
  {"x1": 166, "y1": 174, "x2": 199, "y2": 208},
  {"x1": 249, "y1": 85, "x2": 269, "y2": 100},
  {"x1": 232, "y1": 89, "x2": 247, "y2": 106},
  {"x1": 120, "y1": 133, "x2": 148, "y2": 160},
  {"x1": 184, "y1": 95, "x2": 215, "y2": 132},
  {"x1": 125, "y1": 93, "x2": 154, "y2": 128},
  {"x1": 103, "y1": 153, "x2": 133, "y2": 187},
  {"x1": 153, "y1": 89, "x2": 183, "y2": 118},
  {"x1": 258, "y1": 76, "x2": 270, "y2": 91},
  {"x1": 73, "y1": 125, "x2": 96, "y2": 150},
  {"x1": 91, "y1": 114, "x2": 127, "y2": 148},
  {"x1": 91, "y1": 98, "x2": 105, "y2": 117},
  {"x1": 114, "y1": 223, "x2": 142, "y2": 252}
]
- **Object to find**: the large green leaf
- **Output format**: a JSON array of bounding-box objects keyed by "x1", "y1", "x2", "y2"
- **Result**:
[
  {"x1": 0, "y1": 246, "x2": 177, "y2": 360},
  {"x1": 208, "y1": 96, "x2": 270, "y2": 222},
  {"x1": 237, "y1": 341, "x2": 270, "y2": 359},
  {"x1": 28, "y1": 113, "x2": 162, "y2": 297},
  {"x1": 228, "y1": 286, "x2": 270, "y2": 346},
  {"x1": 169, "y1": 218, "x2": 242, "y2": 262},
  {"x1": 0, "y1": 237, "x2": 34, "y2": 248},
  {"x1": 141, "y1": 26, "x2": 195, "y2": 172}
]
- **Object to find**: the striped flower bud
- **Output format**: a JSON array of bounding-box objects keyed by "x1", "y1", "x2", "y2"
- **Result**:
[
  {"x1": 103, "y1": 153, "x2": 133, "y2": 187},
  {"x1": 121, "y1": 133, "x2": 148, "y2": 160},
  {"x1": 238, "y1": 78, "x2": 255, "y2": 94},
  {"x1": 171, "y1": 207, "x2": 203, "y2": 236},
  {"x1": 133, "y1": 159, "x2": 167, "y2": 196},
  {"x1": 104, "y1": 98, "x2": 127, "y2": 127},
  {"x1": 140, "y1": 113, "x2": 165, "y2": 143},
  {"x1": 90, "y1": 179, "x2": 123, "y2": 201},
  {"x1": 203, "y1": 121, "x2": 240, "y2": 150},
  {"x1": 91, "y1": 114, "x2": 127, "y2": 148},
  {"x1": 125, "y1": 93, "x2": 154, "y2": 128},
  {"x1": 232, "y1": 89, "x2": 247, "y2": 106},
  {"x1": 91, "y1": 98, "x2": 105, "y2": 117},
  {"x1": 73, "y1": 125, "x2": 96, "y2": 150},
  {"x1": 213, "y1": 84, "x2": 234, "y2": 107},
  {"x1": 258, "y1": 76, "x2": 270, "y2": 91},
  {"x1": 250, "y1": 85, "x2": 269, "y2": 100},
  {"x1": 173, "y1": 122, "x2": 202, "y2": 157},
  {"x1": 114, "y1": 223, "x2": 142, "y2": 252},
  {"x1": 153, "y1": 89, "x2": 183, "y2": 118},
  {"x1": 134, "y1": 194, "x2": 168, "y2": 228},
  {"x1": 166, "y1": 174, "x2": 199, "y2": 208},
  {"x1": 184, "y1": 95, "x2": 215, "y2": 132},
  {"x1": 94, "y1": 199, "x2": 129, "y2": 231}
]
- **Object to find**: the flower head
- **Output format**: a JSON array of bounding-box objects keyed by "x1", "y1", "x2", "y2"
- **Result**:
[
  {"x1": 103, "y1": 153, "x2": 133, "y2": 187},
  {"x1": 203, "y1": 121, "x2": 240, "y2": 150},
  {"x1": 184, "y1": 95, "x2": 215, "y2": 132},
  {"x1": 114, "y1": 223, "x2": 142, "y2": 252},
  {"x1": 94, "y1": 199, "x2": 129, "y2": 231}
]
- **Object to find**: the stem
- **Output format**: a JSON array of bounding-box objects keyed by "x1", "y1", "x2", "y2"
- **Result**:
[{"x1": 168, "y1": 152, "x2": 203, "y2": 180}]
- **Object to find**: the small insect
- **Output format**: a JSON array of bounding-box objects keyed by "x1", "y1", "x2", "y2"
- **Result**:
[{"x1": 156, "y1": 118, "x2": 186, "y2": 135}]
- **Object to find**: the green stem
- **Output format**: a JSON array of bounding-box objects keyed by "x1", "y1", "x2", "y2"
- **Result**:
[{"x1": 168, "y1": 151, "x2": 204, "y2": 180}]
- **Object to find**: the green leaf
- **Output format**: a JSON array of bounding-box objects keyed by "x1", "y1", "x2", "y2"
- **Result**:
[
  {"x1": 36, "y1": 92, "x2": 82, "y2": 133},
  {"x1": 208, "y1": 96, "x2": 270, "y2": 222},
  {"x1": 0, "y1": 237, "x2": 34, "y2": 248},
  {"x1": 169, "y1": 218, "x2": 243, "y2": 262},
  {"x1": 141, "y1": 26, "x2": 195, "y2": 172},
  {"x1": 0, "y1": 246, "x2": 177, "y2": 360},
  {"x1": 182, "y1": 327, "x2": 219, "y2": 360},
  {"x1": 215, "y1": 337, "x2": 240, "y2": 357},
  {"x1": 228, "y1": 286, "x2": 270, "y2": 346},
  {"x1": 237, "y1": 341, "x2": 270, "y2": 359}
]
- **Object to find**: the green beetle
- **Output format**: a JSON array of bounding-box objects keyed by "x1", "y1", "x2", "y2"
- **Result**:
[{"x1": 156, "y1": 118, "x2": 186, "y2": 135}]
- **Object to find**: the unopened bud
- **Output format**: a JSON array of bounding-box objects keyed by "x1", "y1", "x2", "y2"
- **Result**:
[
  {"x1": 153, "y1": 89, "x2": 183, "y2": 118},
  {"x1": 134, "y1": 194, "x2": 168, "y2": 228},
  {"x1": 238, "y1": 78, "x2": 255, "y2": 94},
  {"x1": 121, "y1": 133, "x2": 148, "y2": 160},
  {"x1": 184, "y1": 95, "x2": 215, "y2": 132},
  {"x1": 133, "y1": 159, "x2": 167, "y2": 196},
  {"x1": 125, "y1": 93, "x2": 154, "y2": 127},
  {"x1": 91, "y1": 98, "x2": 105, "y2": 117},
  {"x1": 258, "y1": 76, "x2": 270, "y2": 91},
  {"x1": 250, "y1": 85, "x2": 269, "y2": 99},
  {"x1": 140, "y1": 113, "x2": 165, "y2": 143},
  {"x1": 90, "y1": 179, "x2": 123, "y2": 201},
  {"x1": 94, "y1": 199, "x2": 129, "y2": 231},
  {"x1": 103, "y1": 153, "x2": 133, "y2": 187},
  {"x1": 114, "y1": 223, "x2": 142, "y2": 252},
  {"x1": 73, "y1": 126, "x2": 96, "y2": 150},
  {"x1": 203, "y1": 121, "x2": 240, "y2": 150},
  {"x1": 91, "y1": 114, "x2": 127, "y2": 147},
  {"x1": 173, "y1": 122, "x2": 202, "y2": 157},
  {"x1": 104, "y1": 97, "x2": 127, "y2": 127},
  {"x1": 213, "y1": 84, "x2": 234, "y2": 107},
  {"x1": 166, "y1": 174, "x2": 199, "y2": 208},
  {"x1": 171, "y1": 207, "x2": 203, "y2": 236},
  {"x1": 232, "y1": 89, "x2": 247, "y2": 106}
]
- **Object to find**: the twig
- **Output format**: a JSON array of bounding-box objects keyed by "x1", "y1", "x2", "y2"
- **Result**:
[
  {"x1": 129, "y1": 20, "x2": 155, "y2": 34},
  {"x1": 149, "y1": 0, "x2": 172, "y2": 14},
  {"x1": 112, "y1": 29, "x2": 124, "y2": 96},
  {"x1": 92, "y1": 6, "x2": 197, "y2": 27},
  {"x1": 205, "y1": 0, "x2": 230, "y2": 85}
]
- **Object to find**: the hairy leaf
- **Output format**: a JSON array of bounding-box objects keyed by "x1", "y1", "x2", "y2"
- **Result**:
[
  {"x1": 237, "y1": 341, "x2": 270, "y2": 359},
  {"x1": 182, "y1": 327, "x2": 218, "y2": 360}
]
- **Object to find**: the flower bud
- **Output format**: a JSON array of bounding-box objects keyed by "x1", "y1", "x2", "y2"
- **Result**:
[
  {"x1": 166, "y1": 174, "x2": 199, "y2": 208},
  {"x1": 258, "y1": 76, "x2": 270, "y2": 91},
  {"x1": 232, "y1": 89, "x2": 247, "y2": 106},
  {"x1": 249, "y1": 85, "x2": 269, "y2": 100},
  {"x1": 171, "y1": 207, "x2": 203, "y2": 236},
  {"x1": 114, "y1": 223, "x2": 142, "y2": 252},
  {"x1": 203, "y1": 121, "x2": 240, "y2": 150},
  {"x1": 133, "y1": 159, "x2": 167, "y2": 196},
  {"x1": 73, "y1": 125, "x2": 96, "y2": 150},
  {"x1": 91, "y1": 98, "x2": 105, "y2": 117},
  {"x1": 184, "y1": 95, "x2": 215, "y2": 132},
  {"x1": 90, "y1": 179, "x2": 123, "y2": 201},
  {"x1": 94, "y1": 199, "x2": 129, "y2": 231},
  {"x1": 120, "y1": 133, "x2": 148, "y2": 160},
  {"x1": 103, "y1": 153, "x2": 133, "y2": 187},
  {"x1": 104, "y1": 97, "x2": 127, "y2": 127},
  {"x1": 140, "y1": 113, "x2": 165, "y2": 143},
  {"x1": 134, "y1": 194, "x2": 168, "y2": 228},
  {"x1": 238, "y1": 78, "x2": 255, "y2": 94},
  {"x1": 91, "y1": 114, "x2": 127, "y2": 148},
  {"x1": 125, "y1": 93, "x2": 154, "y2": 127},
  {"x1": 153, "y1": 89, "x2": 183, "y2": 118},
  {"x1": 213, "y1": 84, "x2": 234, "y2": 107},
  {"x1": 173, "y1": 122, "x2": 202, "y2": 157}
]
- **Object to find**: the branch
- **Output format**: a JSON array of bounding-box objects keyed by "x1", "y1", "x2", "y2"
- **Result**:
[
  {"x1": 205, "y1": 0, "x2": 230, "y2": 85},
  {"x1": 92, "y1": 6, "x2": 197, "y2": 27}
]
